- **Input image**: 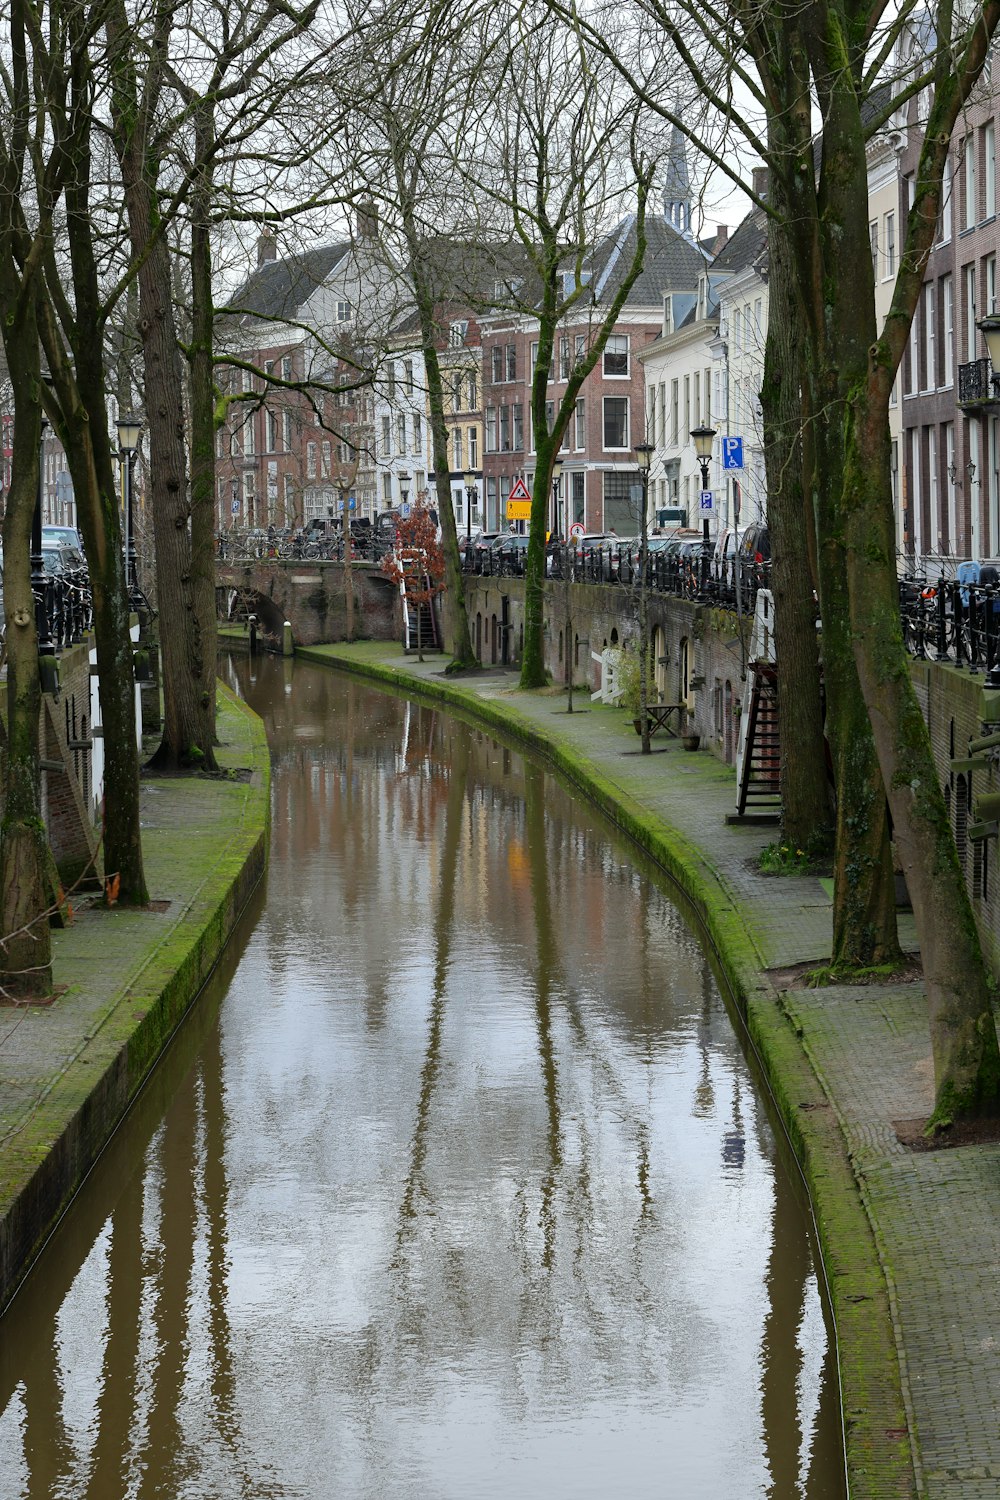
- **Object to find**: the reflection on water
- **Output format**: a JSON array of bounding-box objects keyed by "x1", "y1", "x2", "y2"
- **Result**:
[{"x1": 0, "y1": 655, "x2": 845, "y2": 1499}]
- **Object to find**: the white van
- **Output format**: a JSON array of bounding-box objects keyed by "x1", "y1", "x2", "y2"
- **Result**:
[{"x1": 713, "y1": 526, "x2": 746, "y2": 586}]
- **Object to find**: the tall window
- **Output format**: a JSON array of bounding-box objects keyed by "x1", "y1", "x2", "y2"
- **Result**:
[
  {"x1": 512, "y1": 403, "x2": 524, "y2": 450},
  {"x1": 283, "y1": 411, "x2": 293, "y2": 450},
  {"x1": 499, "y1": 405, "x2": 511, "y2": 449},
  {"x1": 468, "y1": 428, "x2": 478, "y2": 468},
  {"x1": 670, "y1": 380, "x2": 679, "y2": 445},
  {"x1": 404, "y1": 360, "x2": 414, "y2": 395},
  {"x1": 396, "y1": 414, "x2": 406, "y2": 453},
  {"x1": 870, "y1": 220, "x2": 878, "y2": 278},
  {"x1": 387, "y1": 364, "x2": 396, "y2": 399},
  {"x1": 964, "y1": 134, "x2": 977, "y2": 229},
  {"x1": 453, "y1": 427, "x2": 462, "y2": 468},
  {"x1": 320, "y1": 440, "x2": 330, "y2": 477},
  {"x1": 452, "y1": 372, "x2": 463, "y2": 411},
  {"x1": 505, "y1": 344, "x2": 517, "y2": 381},
  {"x1": 604, "y1": 335, "x2": 629, "y2": 376},
  {"x1": 468, "y1": 373, "x2": 477, "y2": 408},
  {"x1": 942, "y1": 274, "x2": 954, "y2": 387},
  {"x1": 266, "y1": 410, "x2": 277, "y2": 451},
  {"x1": 966, "y1": 263, "x2": 978, "y2": 361},
  {"x1": 381, "y1": 415, "x2": 391, "y2": 456},
  {"x1": 941, "y1": 157, "x2": 953, "y2": 242},
  {"x1": 243, "y1": 415, "x2": 255, "y2": 456},
  {"x1": 485, "y1": 407, "x2": 497, "y2": 452},
  {"x1": 281, "y1": 355, "x2": 293, "y2": 380},
  {"x1": 924, "y1": 282, "x2": 936, "y2": 389},
  {"x1": 559, "y1": 337, "x2": 570, "y2": 380},
  {"x1": 987, "y1": 253, "x2": 998, "y2": 317},
  {"x1": 986, "y1": 122, "x2": 997, "y2": 220},
  {"x1": 575, "y1": 398, "x2": 585, "y2": 449},
  {"x1": 306, "y1": 441, "x2": 317, "y2": 478},
  {"x1": 491, "y1": 346, "x2": 503, "y2": 383},
  {"x1": 412, "y1": 413, "x2": 422, "y2": 452},
  {"x1": 603, "y1": 396, "x2": 628, "y2": 449},
  {"x1": 884, "y1": 212, "x2": 896, "y2": 278}
]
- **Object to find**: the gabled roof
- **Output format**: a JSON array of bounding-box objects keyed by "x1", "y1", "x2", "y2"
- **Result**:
[
  {"x1": 221, "y1": 243, "x2": 352, "y2": 322},
  {"x1": 710, "y1": 205, "x2": 768, "y2": 280}
]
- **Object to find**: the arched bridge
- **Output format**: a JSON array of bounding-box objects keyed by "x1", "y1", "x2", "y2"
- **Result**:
[{"x1": 216, "y1": 556, "x2": 399, "y2": 646}]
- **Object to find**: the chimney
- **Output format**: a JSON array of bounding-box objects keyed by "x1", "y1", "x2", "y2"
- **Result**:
[
  {"x1": 752, "y1": 167, "x2": 769, "y2": 202},
  {"x1": 357, "y1": 200, "x2": 378, "y2": 241},
  {"x1": 714, "y1": 224, "x2": 729, "y2": 250},
  {"x1": 257, "y1": 229, "x2": 277, "y2": 268}
]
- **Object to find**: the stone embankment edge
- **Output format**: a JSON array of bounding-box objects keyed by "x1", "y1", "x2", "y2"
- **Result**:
[
  {"x1": 0, "y1": 685, "x2": 270, "y2": 1316},
  {"x1": 298, "y1": 644, "x2": 914, "y2": 1500}
]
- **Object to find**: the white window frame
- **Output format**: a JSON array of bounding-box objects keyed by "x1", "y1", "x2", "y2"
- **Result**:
[
  {"x1": 602, "y1": 395, "x2": 629, "y2": 450},
  {"x1": 603, "y1": 334, "x2": 630, "y2": 378},
  {"x1": 942, "y1": 274, "x2": 954, "y2": 388},
  {"x1": 986, "y1": 122, "x2": 997, "y2": 220}
]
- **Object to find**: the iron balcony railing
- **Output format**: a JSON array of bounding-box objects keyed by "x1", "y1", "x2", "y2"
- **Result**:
[{"x1": 958, "y1": 358, "x2": 1000, "y2": 406}]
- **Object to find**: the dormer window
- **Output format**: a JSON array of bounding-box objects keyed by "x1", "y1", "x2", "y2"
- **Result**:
[
  {"x1": 663, "y1": 296, "x2": 674, "y2": 335},
  {"x1": 449, "y1": 320, "x2": 468, "y2": 347}
]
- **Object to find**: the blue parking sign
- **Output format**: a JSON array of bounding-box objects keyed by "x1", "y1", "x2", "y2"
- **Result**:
[
  {"x1": 700, "y1": 490, "x2": 714, "y2": 511},
  {"x1": 722, "y1": 436, "x2": 744, "y2": 470}
]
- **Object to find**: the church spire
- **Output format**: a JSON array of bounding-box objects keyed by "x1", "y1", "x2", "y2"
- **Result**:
[{"x1": 663, "y1": 118, "x2": 693, "y2": 240}]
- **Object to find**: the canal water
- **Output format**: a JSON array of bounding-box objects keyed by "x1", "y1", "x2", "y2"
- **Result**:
[{"x1": 0, "y1": 656, "x2": 845, "y2": 1498}]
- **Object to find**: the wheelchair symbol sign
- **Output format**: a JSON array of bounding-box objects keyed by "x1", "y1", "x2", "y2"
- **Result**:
[{"x1": 722, "y1": 436, "x2": 745, "y2": 470}]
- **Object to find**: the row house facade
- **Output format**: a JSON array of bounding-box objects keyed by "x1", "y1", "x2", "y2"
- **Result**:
[
  {"x1": 215, "y1": 223, "x2": 398, "y2": 530},
  {"x1": 479, "y1": 212, "x2": 711, "y2": 536},
  {"x1": 898, "y1": 48, "x2": 1000, "y2": 565}
]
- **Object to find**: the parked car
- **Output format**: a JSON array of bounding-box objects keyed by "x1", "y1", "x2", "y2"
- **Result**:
[
  {"x1": 41, "y1": 540, "x2": 86, "y2": 576},
  {"x1": 738, "y1": 523, "x2": 771, "y2": 584},
  {"x1": 42, "y1": 525, "x2": 83, "y2": 553},
  {"x1": 467, "y1": 531, "x2": 500, "y2": 571},
  {"x1": 712, "y1": 526, "x2": 746, "y2": 586}
]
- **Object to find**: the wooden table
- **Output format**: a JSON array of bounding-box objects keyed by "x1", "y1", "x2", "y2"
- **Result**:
[{"x1": 634, "y1": 702, "x2": 684, "y2": 737}]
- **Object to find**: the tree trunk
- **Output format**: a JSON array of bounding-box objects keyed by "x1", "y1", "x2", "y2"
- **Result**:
[
  {"x1": 187, "y1": 105, "x2": 221, "y2": 747},
  {"x1": 109, "y1": 7, "x2": 218, "y2": 772},
  {"x1": 816, "y1": 37, "x2": 999, "y2": 1118},
  {"x1": 760, "y1": 166, "x2": 833, "y2": 851},
  {"x1": 0, "y1": 354, "x2": 53, "y2": 995}
]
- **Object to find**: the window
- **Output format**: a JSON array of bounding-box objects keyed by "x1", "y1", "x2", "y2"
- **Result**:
[
  {"x1": 754, "y1": 298, "x2": 762, "y2": 335},
  {"x1": 468, "y1": 428, "x2": 478, "y2": 468},
  {"x1": 404, "y1": 361, "x2": 414, "y2": 395},
  {"x1": 284, "y1": 474, "x2": 295, "y2": 514},
  {"x1": 924, "y1": 282, "x2": 936, "y2": 388},
  {"x1": 966, "y1": 262, "x2": 978, "y2": 361},
  {"x1": 530, "y1": 342, "x2": 539, "y2": 374},
  {"x1": 694, "y1": 371, "x2": 701, "y2": 427},
  {"x1": 986, "y1": 122, "x2": 996, "y2": 220},
  {"x1": 870, "y1": 220, "x2": 878, "y2": 278},
  {"x1": 560, "y1": 337, "x2": 570, "y2": 380},
  {"x1": 604, "y1": 335, "x2": 629, "y2": 377},
  {"x1": 485, "y1": 407, "x2": 497, "y2": 452},
  {"x1": 335, "y1": 299, "x2": 351, "y2": 322},
  {"x1": 732, "y1": 308, "x2": 741, "y2": 351},
  {"x1": 266, "y1": 410, "x2": 277, "y2": 451},
  {"x1": 964, "y1": 134, "x2": 976, "y2": 229},
  {"x1": 491, "y1": 346, "x2": 503, "y2": 383},
  {"x1": 499, "y1": 405, "x2": 510, "y2": 449},
  {"x1": 412, "y1": 413, "x2": 422, "y2": 452},
  {"x1": 512, "y1": 403, "x2": 524, "y2": 450},
  {"x1": 282, "y1": 355, "x2": 293, "y2": 381},
  {"x1": 449, "y1": 320, "x2": 468, "y2": 347},
  {"x1": 243, "y1": 415, "x2": 255, "y2": 456},
  {"x1": 603, "y1": 396, "x2": 629, "y2": 448},
  {"x1": 382, "y1": 415, "x2": 391, "y2": 456},
  {"x1": 306, "y1": 441, "x2": 317, "y2": 478},
  {"x1": 453, "y1": 427, "x2": 462, "y2": 469},
  {"x1": 383, "y1": 473, "x2": 392, "y2": 502},
  {"x1": 941, "y1": 157, "x2": 953, "y2": 242},
  {"x1": 505, "y1": 344, "x2": 517, "y2": 381},
  {"x1": 670, "y1": 380, "x2": 679, "y2": 445},
  {"x1": 468, "y1": 373, "x2": 477, "y2": 408},
  {"x1": 884, "y1": 212, "x2": 896, "y2": 278},
  {"x1": 942, "y1": 273, "x2": 954, "y2": 387},
  {"x1": 283, "y1": 411, "x2": 293, "y2": 450},
  {"x1": 396, "y1": 414, "x2": 406, "y2": 453},
  {"x1": 452, "y1": 372, "x2": 463, "y2": 411},
  {"x1": 987, "y1": 253, "x2": 998, "y2": 317},
  {"x1": 575, "y1": 398, "x2": 585, "y2": 449}
]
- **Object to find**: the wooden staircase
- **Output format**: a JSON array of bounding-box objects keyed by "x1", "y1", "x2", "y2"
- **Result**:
[
  {"x1": 399, "y1": 552, "x2": 441, "y2": 653},
  {"x1": 732, "y1": 590, "x2": 781, "y2": 823}
]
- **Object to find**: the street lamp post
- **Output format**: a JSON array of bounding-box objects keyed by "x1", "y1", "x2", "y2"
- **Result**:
[
  {"x1": 690, "y1": 423, "x2": 717, "y2": 563},
  {"x1": 463, "y1": 468, "x2": 478, "y2": 549},
  {"x1": 399, "y1": 470, "x2": 410, "y2": 509},
  {"x1": 116, "y1": 413, "x2": 142, "y2": 598},
  {"x1": 634, "y1": 442, "x2": 654, "y2": 754},
  {"x1": 551, "y1": 457, "x2": 563, "y2": 540}
]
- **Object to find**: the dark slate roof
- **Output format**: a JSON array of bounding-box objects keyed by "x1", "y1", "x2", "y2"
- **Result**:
[
  {"x1": 221, "y1": 242, "x2": 351, "y2": 321},
  {"x1": 709, "y1": 205, "x2": 768, "y2": 278},
  {"x1": 590, "y1": 214, "x2": 707, "y2": 306}
]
